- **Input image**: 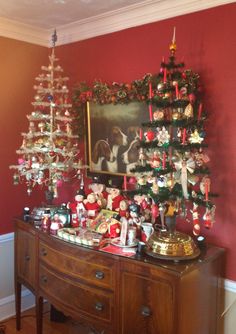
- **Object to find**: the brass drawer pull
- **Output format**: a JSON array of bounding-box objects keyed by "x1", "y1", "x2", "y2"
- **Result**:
[
  {"x1": 95, "y1": 271, "x2": 104, "y2": 280},
  {"x1": 95, "y1": 302, "x2": 104, "y2": 312},
  {"x1": 141, "y1": 306, "x2": 152, "y2": 317},
  {"x1": 41, "y1": 249, "x2": 47, "y2": 256},
  {"x1": 25, "y1": 255, "x2": 30, "y2": 261},
  {"x1": 41, "y1": 276, "x2": 48, "y2": 283}
]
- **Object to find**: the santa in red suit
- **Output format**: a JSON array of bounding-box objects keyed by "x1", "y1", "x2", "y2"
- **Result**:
[{"x1": 84, "y1": 193, "x2": 101, "y2": 219}]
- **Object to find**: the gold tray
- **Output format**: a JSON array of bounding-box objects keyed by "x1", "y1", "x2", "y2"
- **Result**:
[{"x1": 145, "y1": 230, "x2": 200, "y2": 261}]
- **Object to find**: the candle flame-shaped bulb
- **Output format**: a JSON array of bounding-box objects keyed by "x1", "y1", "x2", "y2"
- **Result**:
[{"x1": 169, "y1": 26, "x2": 177, "y2": 55}]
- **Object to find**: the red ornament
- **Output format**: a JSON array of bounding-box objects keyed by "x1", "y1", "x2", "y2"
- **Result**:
[
  {"x1": 188, "y1": 93, "x2": 196, "y2": 103},
  {"x1": 145, "y1": 130, "x2": 155, "y2": 142}
]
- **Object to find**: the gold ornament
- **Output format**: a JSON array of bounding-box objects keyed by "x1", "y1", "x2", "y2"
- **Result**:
[
  {"x1": 184, "y1": 103, "x2": 193, "y2": 118},
  {"x1": 153, "y1": 110, "x2": 164, "y2": 121},
  {"x1": 172, "y1": 111, "x2": 181, "y2": 120}
]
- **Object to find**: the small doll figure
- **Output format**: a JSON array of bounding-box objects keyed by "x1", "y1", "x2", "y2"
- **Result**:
[
  {"x1": 75, "y1": 188, "x2": 86, "y2": 214},
  {"x1": 191, "y1": 203, "x2": 201, "y2": 236},
  {"x1": 128, "y1": 203, "x2": 142, "y2": 227},
  {"x1": 50, "y1": 214, "x2": 62, "y2": 236},
  {"x1": 84, "y1": 193, "x2": 101, "y2": 219},
  {"x1": 67, "y1": 199, "x2": 79, "y2": 228},
  {"x1": 108, "y1": 220, "x2": 121, "y2": 238},
  {"x1": 75, "y1": 188, "x2": 87, "y2": 227},
  {"x1": 128, "y1": 203, "x2": 143, "y2": 238},
  {"x1": 87, "y1": 175, "x2": 108, "y2": 208},
  {"x1": 119, "y1": 200, "x2": 130, "y2": 219},
  {"x1": 106, "y1": 178, "x2": 124, "y2": 211}
]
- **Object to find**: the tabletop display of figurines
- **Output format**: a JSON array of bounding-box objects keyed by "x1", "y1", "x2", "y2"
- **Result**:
[{"x1": 33, "y1": 175, "x2": 174, "y2": 250}]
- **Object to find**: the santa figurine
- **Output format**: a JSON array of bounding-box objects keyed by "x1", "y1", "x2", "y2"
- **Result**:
[
  {"x1": 87, "y1": 175, "x2": 108, "y2": 208},
  {"x1": 84, "y1": 193, "x2": 101, "y2": 219},
  {"x1": 106, "y1": 178, "x2": 124, "y2": 212},
  {"x1": 67, "y1": 200, "x2": 79, "y2": 228}
]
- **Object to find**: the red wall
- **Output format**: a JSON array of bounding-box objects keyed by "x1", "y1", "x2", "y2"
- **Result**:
[{"x1": 1, "y1": 2, "x2": 236, "y2": 280}]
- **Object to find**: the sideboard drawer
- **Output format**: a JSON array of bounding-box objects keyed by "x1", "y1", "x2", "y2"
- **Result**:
[
  {"x1": 39, "y1": 264, "x2": 114, "y2": 324},
  {"x1": 39, "y1": 240, "x2": 115, "y2": 290}
]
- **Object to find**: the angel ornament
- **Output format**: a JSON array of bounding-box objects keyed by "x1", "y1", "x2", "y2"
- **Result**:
[
  {"x1": 156, "y1": 126, "x2": 170, "y2": 146},
  {"x1": 139, "y1": 148, "x2": 146, "y2": 166},
  {"x1": 174, "y1": 156, "x2": 196, "y2": 199}
]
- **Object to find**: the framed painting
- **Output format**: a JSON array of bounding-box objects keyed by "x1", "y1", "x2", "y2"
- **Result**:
[{"x1": 86, "y1": 101, "x2": 149, "y2": 176}]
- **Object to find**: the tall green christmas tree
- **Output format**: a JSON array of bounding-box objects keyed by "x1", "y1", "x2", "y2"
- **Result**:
[
  {"x1": 10, "y1": 31, "x2": 84, "y2": 199},
  {"x1": 132, "y1": 28, "x2": 216, "y2": 238}
]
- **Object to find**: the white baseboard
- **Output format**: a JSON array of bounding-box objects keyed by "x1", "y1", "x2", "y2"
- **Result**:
[
  {"x1": 0, "y1": 289, "x2": 35, "y2": 321},
  {"x1": 224, "y1": 279, "x2": 236, "y2": 293},
  {"x1": 0, "y1": 232, "x2": 14, "y2": 243}
]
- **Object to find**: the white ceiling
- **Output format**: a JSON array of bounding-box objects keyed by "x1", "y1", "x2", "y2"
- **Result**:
[
  {"x1": 0, "y1": 0, "x2": 146, "y2": 29},
  {"x1": 0, "y1": 0, "x2": 234, "y2": 46}
]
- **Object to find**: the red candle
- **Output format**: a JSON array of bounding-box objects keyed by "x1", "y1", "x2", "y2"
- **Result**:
[
  {"x1": 139, "y1": 128, "x2": 143, "y2": 140},
  {"x1": 182, "y1": 128, "x2": 186, "y2": 145},
  {"x1": 149, "y1": 82, "x2": 152, "y2": 99},
  {"x1": 205, "y1": 180, "x2": 209, "y2": 201},
  {"x1": 149, "y1": 82, "x2": 153, "y2": 121},
  {"x1": 149, "y1": 104, "x2": 153, "y2": 122},
  {"x1": 198, "y1": 103, "x2": 203, "y2": 121},
  {"x1": 162, "y1": 152, "x2": 166, "y2": 169},
  {"x1": 160, "y1": 57, "x2": 165, "y2": 73},
  {"x1": 175, "y1": 82, "x2": 179, "y2": 99},
  {"x1": 124, "y1": 175, "x2": 127, "y2": 191},
  {"x1": 164, "y1": 68, "x2": 167, "y2": 83}
]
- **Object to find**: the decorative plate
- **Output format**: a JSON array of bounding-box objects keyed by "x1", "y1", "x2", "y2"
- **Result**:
[{"x1": 111, "y1": 237, "x2": 138, "y2": 248}]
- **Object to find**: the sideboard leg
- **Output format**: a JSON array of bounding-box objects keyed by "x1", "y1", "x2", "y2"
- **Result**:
[
  {"x1": 36, "y1": 296, "x2": 43, "y2": 334},
  {"x1": 15, "y1": 281, "x2": 21, "y2": 330}
]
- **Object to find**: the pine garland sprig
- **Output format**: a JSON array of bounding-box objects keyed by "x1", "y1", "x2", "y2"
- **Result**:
[
  {"x1": 131, "y1": 164, "x2": 174, "y2": 176},
  {"x1": 140, "y1": 140, "x2": 208, "y2": 150},
  {"x1": 142, "y1": 118, "x2": 205, "y2": 128}
]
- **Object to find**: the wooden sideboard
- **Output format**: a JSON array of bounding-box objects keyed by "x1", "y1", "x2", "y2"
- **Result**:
[{"x1": 14, "y1": 218, "x2": 224, "y2": 334}]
